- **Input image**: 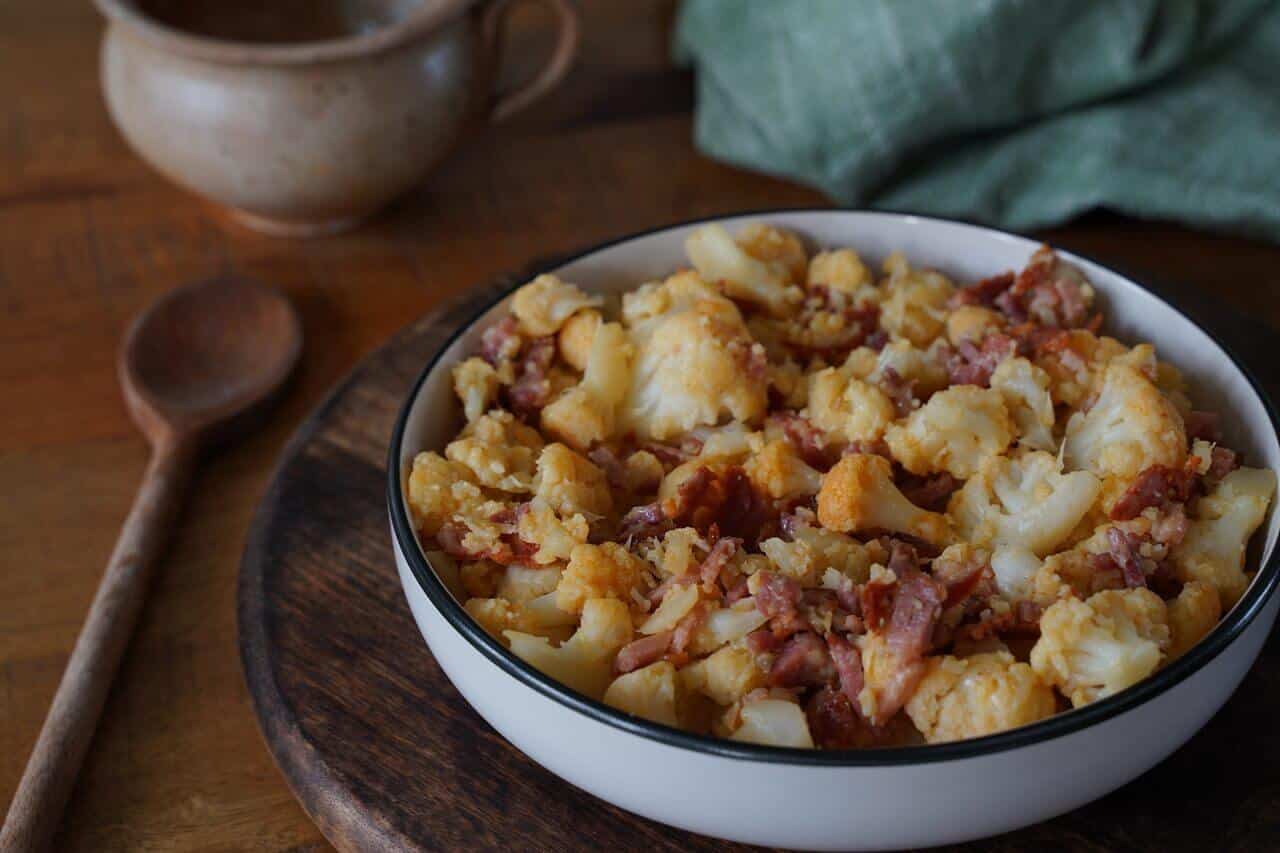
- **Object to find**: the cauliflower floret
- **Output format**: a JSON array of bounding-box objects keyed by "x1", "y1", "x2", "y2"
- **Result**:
[
  {"x1": 465, "y1": 594, "x2": 573, "y2": 642},
  {"x1": 681, "y1": 643, "x2": 766, "y2": 706},
  {"x1": 541, "y1": 321, "x2": 633, "y2": 451},
  {"x1": 685, "y1": 223, "x2": 803, "y2": 316},
  {"x1": 641, "y1": 527, "x2": 704, "y2": 577},
  {"x1": 767, "y1": 359, "x2": 809, "y2": 410},
  {"x1": 510, "y1": 274, "x2": 603, "y2": 337},
  {"x1": 950, "y1": 450, "x2": 1102, "y2": 557},
  {"x1": 728, "y1": 696, "x2": 814, "y2": 748},
  {"x1": 760, "y1": 517, "x2": 874, "y2": 587},
  {"x1": 1030, "y1": 588, "x2": 1170, "y2": 707},
  {"x1": 555, "y1": 542, "x2": 649, "y2": 614},
  {"x1": 517, "y1": 497, "x2": 589, "y2": 565},
  {"x1": 407, "y1": 451, "x2": 478, "y2": 536},
  {"x1": 805, "y1": 368, "x2": 896, "y2": 447},
  {"x1": 946, "y1": 305, "x2": 1005, "y2": 345},
  {"x1": 640, "y1": 583, "x2": 702, "y2": 634},
  {"x1": 878, "y1": 252, "x2": 954, "y2": 346},
  {"x1": 557, "y1": 308, "x2": 602, "y2": 372},
  {"x1": 885, "y1": 386, "x2": 1014, "y2": 479},
  {"x1": 871, "y1": 340, "x2": 950, "y2": 397},
  {"x1": 990, "y1": 357, "x2": 1056, "y2": 452},
  {"x1": 1062, "y1": 364, "x2": 1186, "y2": 496},
  {"x1": 736, "y1": 222, "x2": 808, "y2": 283},
  {"x1": 1172, "y1": 466, "x2": 1276, "y2": 608},
  {"x1": 905, "y1": 651, "x2": 1057, "y2": 743},
  {"x1": 534, "y1": 442, "x2": 612, "y2": 518},
  {"x1": 505, "y1": 598, "x2": 633, "y2": 699},
  {"x1": 687, "y1": 598, "x2": 769, "y2": 655},
  {"x1": 497, "y1": 564, "x2": 562, "y2": 604},
  {"x1": 624, "y1": 299, "x2": 767, "y2": 441},
  {"x1": 1034, "y1": 330, "x2": 1130, "y2": 409},
  {"x1": 1167, "y1": 581, "x2": 1222, "y2": 660},
  {"x1": 695, "y1": 421, "x2": 763, "y2": 461},
  {"x1": 604, "y1": 661, "x2": 682, "y2": 727},
  {"x1": 807, "y1": 248, "x2": 875, "y2": 300},
  {"x1": 445, "y1": 410, "x2": 544, "y2": 492},
  {"x1": 743, "y1": 439, "x2": 823, "y2": 500},
  {"x1": 989, "y1": 546, "x2": 1043, "y2": 600},
  {"x1": 451, "y1": 357, "x2": 500, "y2": 423},
  {"x1": 817, "y1": 454, "x2": 950, "y2": 546},
  {"x1": 623, "y1": 450, "x2": 665, "y2": 495}
]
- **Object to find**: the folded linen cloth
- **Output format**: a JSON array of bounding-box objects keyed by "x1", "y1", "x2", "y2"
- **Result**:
[{"x1": 674, "y1": 0, "x2": 1280, "y2": 241}]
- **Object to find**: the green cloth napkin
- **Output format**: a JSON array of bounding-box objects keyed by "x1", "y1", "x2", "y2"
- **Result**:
[{"x1": 674, "y1": 0, "x2": 1280, "y2": 241}]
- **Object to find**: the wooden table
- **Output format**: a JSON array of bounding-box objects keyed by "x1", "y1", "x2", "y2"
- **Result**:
[{"x1": 3, "y1": 1, "x2": 1280, "y2": 850}]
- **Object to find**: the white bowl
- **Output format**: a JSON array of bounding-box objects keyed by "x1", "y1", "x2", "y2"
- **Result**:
[{"x1": 388, "y1": 211, "x2": 1280, "y2": 850}]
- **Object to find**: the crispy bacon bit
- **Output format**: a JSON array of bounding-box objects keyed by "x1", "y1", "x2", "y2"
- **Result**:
[
  {"x1": 671, "y1": 603, "x2": 708, "y2": 656},
  {"x1": 641, "y1": 440, "x2": 698, "y2": 468},
  {"x1": 932, "y1": 551, "x2": 993, "y2": 609},
  {"x1": 885, "y1": 568, "x2": 946, "y2": 660},
  {"x1": 756, "y1": 571, "x2": 807, "y2": 638},
  {"x1": 618, "y1": 502, "x2": 669, "y2": 541},
  {"x1": 506, "y1": 336, "x2": 556, "y2": 419},
  {"x1": 435, "y1": 521, "x2": 469, "y2": 558},
  {"x1": 767, "y1": 632, "x2": 835, "y2": 688},
  {"x1": 1109, "y1": 465, "x2": 1197, "y2": 521},
  {"x1": 806, "y1": 687, "x2": 862, "y2": 749},
  {"x1": 1207, "y1": 446, "x2": 1241, "y2": 481},
  {"x1": 950, "y1": 271, "x2": 1015, "y2": 309},
  {"x1": 1186, "y1": 410, "x2": 1222, "y2": 443},
  {"x1": 826, "y1": 633, "x2": 864, "y2": 705},
  {"x1": 940, "y1": 334, "x2": 1017, "y2": 387},
  {"x1": 958, "y1": 600, "x2": 1044, "y2": 643},
  {"x1": 860, "y1": 574, "x2": 896, "y2": 633},
  {"x1": 770, "y1": 412, "x2": 833, "y2": 469},
  {"x1": 588, "y1": 446, "x2": 629, "y2": 489},
  {"x1": 879, "y1": 367, "x2": 917, "y2": 418},
  {"x1": 664, "y1": 465, "x2": 776, "y2": 544},
  {"x1": 885, "y1": 539, "x2": 921, "y2": 575},
  {"x1": 646, "y1": 574, "x2": 693, "y2": 607},
  {"x1": 897, "y1": 471, "x2": 960, "y2": 512},
  {"x1": 614, "y1": 631, "x2": 673, "y2": 674},
  {"x1": 479, "y1": 315, "x2": 521, "y2": 365},
  {"x1": 997, "y1": 247, "x2": 1093, "y2": 329},
  {"x1": 1106, "y1": 527, "x2": 1149, "y2": 589},
  {"x1": 699, "y1": 536, "x2": 741, "y2": 589},
  {"x1": 724, "y1": 576, "x2": 752, "y2": 605},
  {"x1": 746, "y1": 628, "x2": 782, "y2": 654},
  {"x1": 827, "y1": 572, "x2": 861, "y2": 614}
]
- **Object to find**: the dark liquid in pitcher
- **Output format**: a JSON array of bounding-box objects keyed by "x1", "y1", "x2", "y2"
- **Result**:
[{"x1": 137, "y1": 0, "x2": 405, "y2": 44}]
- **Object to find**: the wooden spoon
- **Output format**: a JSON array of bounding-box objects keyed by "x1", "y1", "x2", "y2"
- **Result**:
[{"x1": 0, "y1": 277, "x2": 302, "y2": 852}]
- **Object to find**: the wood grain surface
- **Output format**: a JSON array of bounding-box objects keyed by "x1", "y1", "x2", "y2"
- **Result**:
[{"x1": 4, "y1": 0, "x2": 1280, "y2": 850}]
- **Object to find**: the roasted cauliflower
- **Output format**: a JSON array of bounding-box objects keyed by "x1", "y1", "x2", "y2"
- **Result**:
[
  {"x1": 905, "y1": 651, "x2": 1057, "y2": 743},
  {"x1": 885, "y1": 386, "x2": 1014, "y2": 479}
]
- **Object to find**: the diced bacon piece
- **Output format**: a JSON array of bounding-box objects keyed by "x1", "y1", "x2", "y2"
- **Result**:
[
  {"x1": 614, "y1": 631, "x2": 673, "y2": 674},
  {"x1": 949, "y1": 271, "x2": 1015, "y2": 308},
  {"x1": 506, "y1": 336, "x2": 556, "y2": 419},
  {"x1": 806, "y1": 687, "x2": 862, "y2": 749},
  {"x1": 770, "y1": 412, "x2": 833, "y2": 469},
  {"x1": 671, "y1": 604, "x2": 708, "y2": 656},
  {"x1": 885, "y1": 568, "x2": 946, "y2": 660},
  {"x1": 1207, "y1": 446, "x2": 1241, "y2": 481},
  {"x1": 756, "y1": 571, "x2": 807, "y2": 638},
  {"x1": 746, "y1": 628, "x2": 782, "y2": 654},
  {"x1": 859, "y1": 574, "x2": 896, "y2": 633},
  {"x1": 940, "y1": 334, "x2": 1017, "y2": 388},
  {"x1": 897, "y1": 471, "x2": 960, "y2": 512},
  {"x1": 826, "y1": 633, "x2": 864, "y2": 706},
  {"x1": 999, "y1": 247, "x2": 1093, "y2": 329},
  {"x1": 767, "y1": 632, "x2": 835, "y2": 688},
  {"x1": 1150, "y1": 504, "x2": 1189, "y2": 548},
  {"x1": 664, "y1": 465, "x2": 777, "y2": 545},
  {"x1": 435, "y1": 521, "x2": 470, "y2": 558},
  {"x1": 479, "y1": 315, "x2": 521, "y2": 365},
  {"x1": 699, "y1": 536, "x2": 741, "y2": 589},
  {"x1": 1109, "y1": 465, "x2": 1197, "y2": 521},
  {"x1": 618, "y1": 502, "x2": 669, "y2": 541},
  {"x1": 878, "y1": 367, "x2": 917, "y2": 418},
  {"x1": 1106, "y1": 526, "x2": 1149, "y2": 589},
  {"x1": 588, "y1": 446, "x2": 628, "y2": 489}
]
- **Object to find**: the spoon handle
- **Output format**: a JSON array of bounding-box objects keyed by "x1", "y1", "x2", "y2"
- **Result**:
[{"x1": 1, "y1": 438, "x2": 196, "y2": 852}]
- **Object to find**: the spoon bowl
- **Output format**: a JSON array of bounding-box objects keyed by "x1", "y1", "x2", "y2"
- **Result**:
[{"x1": 120, "y1": 277, "x2": 302, "y2": 445}]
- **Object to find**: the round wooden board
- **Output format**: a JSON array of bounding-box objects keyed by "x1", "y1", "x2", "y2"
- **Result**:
[{"x1": 239, "y1": 271, "x2": 1280, "y2": 853}]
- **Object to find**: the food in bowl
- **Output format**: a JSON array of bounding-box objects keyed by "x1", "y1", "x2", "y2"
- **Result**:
[{"x1": 406, "y1": 222, "x2": 1276, "y2": 749}]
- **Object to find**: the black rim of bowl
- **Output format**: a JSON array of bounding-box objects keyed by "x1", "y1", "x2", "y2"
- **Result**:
[{"x1": 387, "y1": 209, "x2": 1280, "y2": 766}]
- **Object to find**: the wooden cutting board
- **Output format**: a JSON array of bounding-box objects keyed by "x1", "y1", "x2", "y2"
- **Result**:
[{"x1": 238, "y1": 263, "x2": 1280, "y2": 853}]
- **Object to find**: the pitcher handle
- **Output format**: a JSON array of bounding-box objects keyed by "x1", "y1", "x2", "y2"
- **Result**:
[{"x1": 482, "y1": 0, "x2": 580, "y2": 123}]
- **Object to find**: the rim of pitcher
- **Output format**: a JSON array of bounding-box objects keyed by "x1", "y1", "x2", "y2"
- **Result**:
[{"x1": 94, "y1": 0, "x2": 480, "y2": 66}]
